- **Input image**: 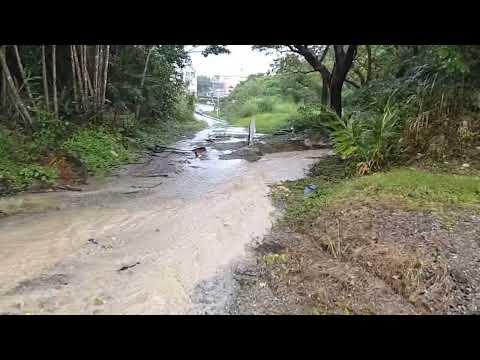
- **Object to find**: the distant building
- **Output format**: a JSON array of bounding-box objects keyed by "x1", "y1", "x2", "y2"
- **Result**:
[
  {"x1": 196, "y1": 74, "x2": 248, "y2": 99},
  {"x1": 183, "y1": 65, "x2": 197, "y2": 96}
]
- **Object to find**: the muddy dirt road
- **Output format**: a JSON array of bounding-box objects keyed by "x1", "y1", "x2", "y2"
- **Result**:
[{"x1": 0, "y1": 111, "x2": 329, "y2": 314}]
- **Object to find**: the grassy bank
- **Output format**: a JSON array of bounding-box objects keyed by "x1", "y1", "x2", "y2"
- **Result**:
[
  {"x1": 241, "y1": 156, "x2": 480, "y2": 315},
  {"x1": 227, "y1": 102, "x2": 297, "y2": 134},
  {"x1": 0, "y1": 111, "x2": 205, "y2": 195},
  {"x1": 274, "y1": 163, "x2": 480, "y2": 228}
]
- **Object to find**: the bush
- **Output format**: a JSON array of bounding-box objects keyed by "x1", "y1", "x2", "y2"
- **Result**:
[
  {"x1": 255, "y1": 97, "x2": 275, "y2": 113},
  {"x1": 237, "y1": 100, "x2": 259, "y2": 118},
  {"x1": 327, "y1": 104, "x2": 401, "y2": 173},
  {"x1": 175, "y1": 93, "x2": 196, "y2": 122},
  {"x1": 62, "y1": 128, "x2": 131, "y2": 175},
  {"x1": 16, "y1": 165, "x2": 58, "y2": 186},
  {"x1": 292, "y1": 104, "x2": 337, "y2": 133}
]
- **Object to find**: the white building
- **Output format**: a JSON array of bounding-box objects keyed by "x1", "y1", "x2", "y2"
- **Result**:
[{"x1": 183, "y1": 65, "x2": 197, "y2": 96}]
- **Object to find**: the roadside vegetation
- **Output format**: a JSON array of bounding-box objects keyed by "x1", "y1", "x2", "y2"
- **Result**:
[
  {"x1": 219, "y1": 60, "x2": 323, "y2": 133},
  {"x1": 0, "y1": 45, "x2": 217, "y2": 194},
  {"x1": 229, "y1": 45, "x2": 480, "y2": 315}
]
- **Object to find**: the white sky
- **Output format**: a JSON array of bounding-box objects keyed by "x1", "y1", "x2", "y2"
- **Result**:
[{"x1": 188, "y1": 45, "x2": 276, "y2": 78}]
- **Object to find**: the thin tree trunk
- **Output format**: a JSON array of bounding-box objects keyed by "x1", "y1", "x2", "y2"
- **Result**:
[
  {"x1": 97, "y1": 45, "x2": 104, "y2": 107},
  {"x1": 100, "y1": 45, "x2": 110, "y2": 109},
  {"x1": 13, "y1": 45, "x2": 34, "y2": 102},
  {"x1": 70, "y1": 46, "x2": 80, "y2": 112},
  {"x1": 52, "y1": 45, "x2": 59, "y2": 119},
  {"x1": 72, "y1": 45, "x2": 86, "y2": 110},
  {"x1": 0, "y1": 46, "x2": 33, "y2": 127},
  {"x1": 366, "y1": 45, "x2": 372, "y2": 83},
  {"x1": 81, "y1": 46, "x2": 89, "y2": 105},
  {"x1": 86, "y1": 68, "x2": 94, "y2": 98},
  {"x1": 41, "y1": 45, "x2": 50, "y2": 112},
  {"x1": 94, "y1": 45, "x2": 100, "y2": 109},
  {"x1": 136, "y1": 46, "x2": 154, "y2": 120},
  {"x1": 1, "y1": 69, "x2": 6, "y2": 109}
]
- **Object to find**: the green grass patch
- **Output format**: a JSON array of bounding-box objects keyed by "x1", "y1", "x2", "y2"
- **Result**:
[
  {"x1": 274, "y1": 166, "x2": 480, "y2": 228},
  {"x1": 226, "y1": 100, "x2": 298, "y2": 134},
  {"x1": 231, "y1": 110, "x2": 296, "y2": 134}
]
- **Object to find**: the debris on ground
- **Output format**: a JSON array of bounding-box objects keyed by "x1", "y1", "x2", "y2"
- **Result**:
[
  {"x1": 118, "y1": 262, "x2": 141, "y2": 272},
  {"x1": 303, "y1": 184, "x2": 319, "y2": 197},
  {"x1": 193, "y1": 147, "x2": 207, "y2": 158}
]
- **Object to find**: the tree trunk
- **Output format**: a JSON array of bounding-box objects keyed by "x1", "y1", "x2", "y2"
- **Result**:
[
  {"x1": 72, "y1": 45, "x2": 86, "y2": 110},
  {"x1": 321, "y1": 76, "x2": 329, "y2": 106},
  {"x1": 100, "y1": 45, "x2": 110, "y2": 109},
  {"x1": 330, "y1": 45, "x2": 357, "y2": 118},
  {"x1": 13, "y1": 45, "x2": 34, "y2": 102},
  {"x1": 70, "y1": 46, "x2": 80, "y2": 112},
  {"x1": 94, "y1": 45, "x2": 100, "y2": 109},
  {"x1": 366, "y1": 45, "x2": 372, "y2": 83},
  {"x1": 1, "y1": 69, "x2": 6, "y2": 109},
  {"x1": 136, "y1": 46, "x2": 154, "y2": 120},
  {"x1": 41, "y1": 45, "x2": 50, "y2": 112},
  {"x1": 0, "y1": 46, "x2": 33, "y2": 127},
  {"x1": 329, "y1": 76, "x2": 343, "y2": 118},
  {"x1": 81, "y1": 46, "x2": 89, "y2": 104},
  {"x1": 52, "y1": 45, "x2": 59, "y2": 119}
]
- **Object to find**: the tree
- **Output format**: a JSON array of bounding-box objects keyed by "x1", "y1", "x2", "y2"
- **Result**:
[
  {"x1": 0, "y1": 46, "x2": 33, "y2": 128},
  {"x1": 254, "y1": 45, "x2": 358, "y2": 117}
]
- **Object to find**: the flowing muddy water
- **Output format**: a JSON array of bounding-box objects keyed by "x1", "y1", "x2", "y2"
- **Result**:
[{"x1": 0, "y1": 110, "x2": 329, "y2": 314}]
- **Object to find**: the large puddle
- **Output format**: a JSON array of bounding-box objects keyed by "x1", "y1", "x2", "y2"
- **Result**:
[{"x1": 0, "y1": 110, "x2": 330, "y2": 314}]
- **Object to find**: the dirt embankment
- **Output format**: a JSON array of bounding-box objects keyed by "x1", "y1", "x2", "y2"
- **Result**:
[{"x1": 229, "y1": 157, "x2": 480, "y2": 315}]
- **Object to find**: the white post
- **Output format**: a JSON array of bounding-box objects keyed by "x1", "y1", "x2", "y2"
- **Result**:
[{"x1": 248, "y1": 117, "x2": 256, "y2": 146}]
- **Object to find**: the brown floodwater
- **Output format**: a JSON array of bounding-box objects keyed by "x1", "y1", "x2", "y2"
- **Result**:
[{"x1": 0, "y1": 112, "x2": 330, "y2": 314}]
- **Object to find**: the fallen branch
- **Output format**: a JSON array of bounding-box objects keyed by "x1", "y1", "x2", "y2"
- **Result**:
[
  {"x1": 122, "y1": 190, "x2": 143, "y2": 195},
  {"x1": 118, "y1": 262, "x2": 140, "y2": 272},
  {"x1": 54, "y1": 185, "x2": 82, "y2": 192},
  {"x1": 130, "y1": 182, "x2": 163, "y2": 189},
  {"x1": 133, "y1": 174, "x2": 169, "y2": 178},
  {"x1": 150, "y1": 145, "x2": 191, "y2": 154}
]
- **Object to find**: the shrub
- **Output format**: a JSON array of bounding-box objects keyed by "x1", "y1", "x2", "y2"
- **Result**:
[
  {"x1": 237, "y1": 100, "x2": 259, "y2": 118},
  {"x1": 255, "y1": 96, "x2": 275, "y2": 113},
  {"x1": 327, "y1": 103, "x2": 402, "y2": 173},
  {"x1": 62, "y1": 128, "x2": 131, "y2": 175},
  {"x1": 291, "y1": 103, "x2": 336, "y2": 133}
]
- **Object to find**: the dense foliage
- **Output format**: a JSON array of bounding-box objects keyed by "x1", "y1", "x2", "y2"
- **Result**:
[
  {"x1": 241, "y1": 45, "x2": 480, "y2": 173},
  {"x1": 0, "y1": 45, "x2": 200, "y2": 191}
]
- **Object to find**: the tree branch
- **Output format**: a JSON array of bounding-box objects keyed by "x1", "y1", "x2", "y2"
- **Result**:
[{"x1": 345, "y1": 78, "x2": 360, "y2": 89}]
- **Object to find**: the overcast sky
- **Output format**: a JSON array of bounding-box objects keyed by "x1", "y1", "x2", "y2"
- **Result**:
[{"x1": 188, "y1": 45, "x2": 276, "y2": 78}]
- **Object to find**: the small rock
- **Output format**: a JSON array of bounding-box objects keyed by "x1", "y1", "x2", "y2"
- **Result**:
[{"x1": 94, "y1": 298, "x2": 104, "y2": 306}]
